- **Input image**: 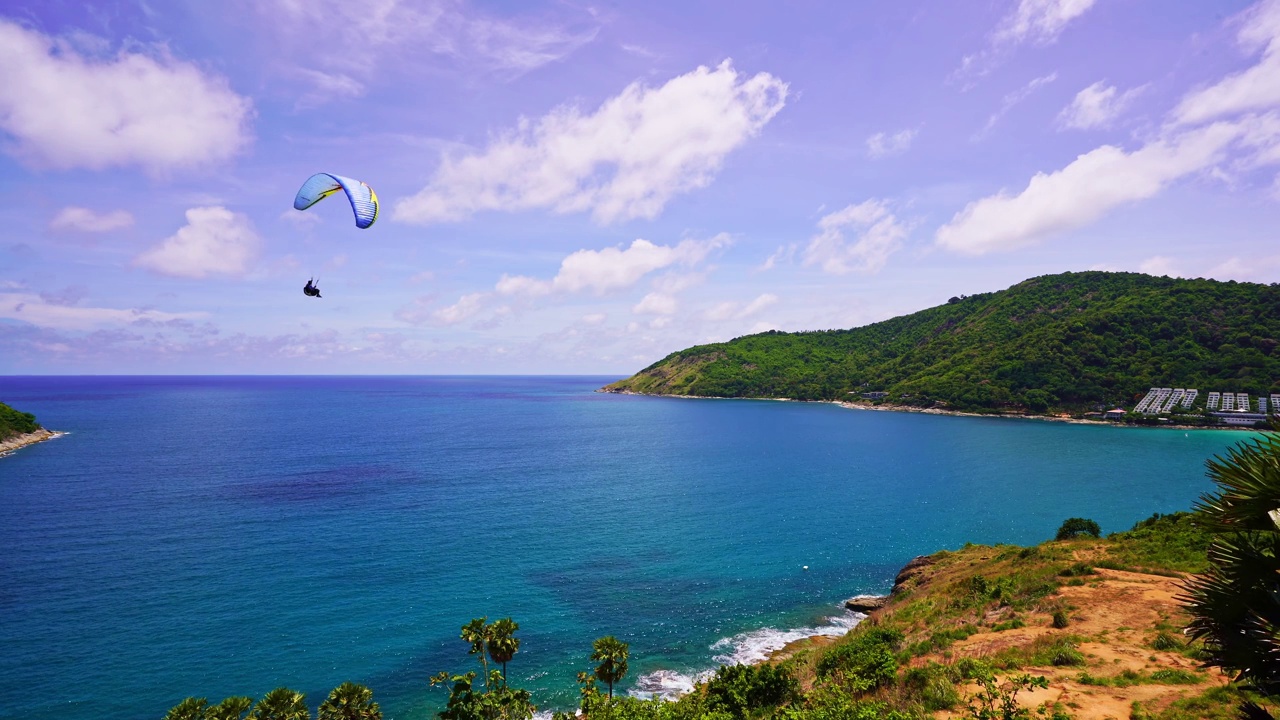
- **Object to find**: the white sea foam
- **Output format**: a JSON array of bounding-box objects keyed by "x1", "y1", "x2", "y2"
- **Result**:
[{"x1": 630, "y1": 607, "x2": 866, "y2": 701}]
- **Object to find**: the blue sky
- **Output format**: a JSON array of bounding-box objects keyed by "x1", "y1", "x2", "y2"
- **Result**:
[{"x1": 1, "y1": 0, "x2": 1278, "y2": 374}]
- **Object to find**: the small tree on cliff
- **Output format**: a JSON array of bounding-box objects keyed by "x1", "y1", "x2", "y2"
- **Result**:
[
  {"x1": 591, "y1": 636, "x2": 630, "y2": 700},
  {"x1": 1054, "y1": 517, "x2": 1100, "y2": 540}
]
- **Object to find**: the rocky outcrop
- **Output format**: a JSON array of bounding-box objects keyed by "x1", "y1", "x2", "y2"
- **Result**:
[
  {"x1": 0, "y1": 429, "x2": 59, "y2": 456},
  {"x1": 891, "y1": 555, "x2": 935, "y2": 595},
  {"x1": 844, "y1": 595, "x2": 889, "y2": 612},
  {"x1": 844, "y1": 555, "x2": 937, "y2": 615}
]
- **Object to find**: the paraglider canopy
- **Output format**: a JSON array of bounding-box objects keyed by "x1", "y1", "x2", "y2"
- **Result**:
[{"x1": 293, "y1": 173, "x2": 378, "y2": 229}]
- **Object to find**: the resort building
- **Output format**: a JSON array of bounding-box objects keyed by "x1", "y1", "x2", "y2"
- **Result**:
[
  {"x1": 1133, "y1": 387, "x2": 1198, "y2": 415},
  {"x1": 1222, "y1": 393, "x2": 1236, "y2": 411},
  {"x1": 1272, "y1": 395, "x2": 1280, "y2": 415},
  {"x1": 1260, "y1": 397, "x2": 1269, "y2": 415},
  {"x1": 1237, "y1": 393, "x2": 1250, "y2": 411},
  {"x1": 1207, "y1": 392, "x2": 1221, "y2": 410},
  {"x1": 1211, "y1": 412, "x2": 1268, "y2": 426}
]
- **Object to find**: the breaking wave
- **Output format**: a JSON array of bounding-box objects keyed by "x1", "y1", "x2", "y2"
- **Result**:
[{"x1": 630, "y1": 607, "x2": 865, "y2": 701}]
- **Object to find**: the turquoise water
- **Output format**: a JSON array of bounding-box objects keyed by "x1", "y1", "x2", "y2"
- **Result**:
[{"x1": 0, "y1": 376, "x2": 1250, "y2": 720}]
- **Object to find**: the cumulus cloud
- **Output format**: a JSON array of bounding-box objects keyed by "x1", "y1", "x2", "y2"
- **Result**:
[
  {"x1": 1174, "y1": 0, "x2": 1280, "y2": 125},
  {"x1": 632, "y1": 292, "x2": 678, "y2": 315},
  {"x1": 49, "y1": 207, "x2": 135, "y2": 233},
  {"x1": 936, "y1": 121, "x2": 1243, "y2": 255},
  {"x1": 803, "y1": 201, "x2": 907, "y2": 274},
  {"x1": 497, "y1": 234, "x2": 731, "y2": 296},
  {"x1": 994, "y1": 0, "x2": 1099, "y2": 45},
  {"x1": 135, "y1": 207, "x2": 261, "y2": 278},
  {"x1": 394, "y1": 60, "x2": 788, "y2": 225},
  {"x1": 1139, "y1": 256, "x2": 1181, "y2": 277},
  {"x1": 0, "y1": 20, "x2": 252, "y2": 172},
  {"x1": 433, "y1": 293, "x2": 487, "y2": 325},
  {"x1": 866, "y1": 128, "x2": 917, "y2": 157},
  {"x1": 1058, "y1": 81, "x2": 1144, "y2": 130}
]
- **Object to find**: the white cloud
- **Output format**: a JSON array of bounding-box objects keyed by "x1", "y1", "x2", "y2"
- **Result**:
[
  {"x1": 1139, "y1": 256, "x2": 1181, "y2": 277},
  {"x1": 757, "y1": 243, "x2": 796, "y2": 272},
  {"x1": 866, "y1": 128, "x2": 917, "y2": 158},
  {"x1": 49, "y1": 207, "x2": 134, "y2": 232},
  {"x1": 741, "y1": 293, "x2": 779, "y2": 316},
  {"x1": 936, "y1": 121, "x2": 1243, "y2": 255},
  {"x1": 394, "y1": 60, "x2": 788, "y2": 224},
  {"x1": 433, "y1": 293, "x2": 487, "y2": 325},
  {"x1": 0, "y1": 292, "x2": 205, "y2": 330},
  {"x1": 256, "y1": 0, "x2": 597, "y2": 103},
  {"x1": 803, "y1": 200, "x2": 907, "y2": 274},
  {"x1": 1174, "y1": 0, "x2": 1280, "y2": 125},
  {"x1": 135, "y1": 207, "x2": 261, "y2": 278},
  {"x1": 1058, "y1": 81, "x2": 1144, "y2": 130},
  {"x1": 956, "y1": 0, "x2": 1097, "y2": 84},
  {"x1": 497, "y1": 234, "x2": 730, "y2": 296},
  {"x1": 633, "y1": 292, "x2": 678, "y2": 315},
  {"x1": 994, "y1": 0, "x2": 1099, "y2": 45},
  {"x1": 0, "y1": 20, "x2": 252, "y2": 172},
  {"x1": 706, "y1": 293, "x2": 778, "y2": 321},
  {"x1": 580, "y1": 312, "x2": 607, "y2": 325},
  {"x1": 981, "y1": 73, "x2": 1057, "y2": 135}
]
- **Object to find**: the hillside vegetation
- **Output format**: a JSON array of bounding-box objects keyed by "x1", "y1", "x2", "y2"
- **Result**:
[
  {"x1": 0, "y1": 401, "x2": 41, "y2": 441},
  {"x1": 603, "y1": 272, "x2": 1280, "y2": 412}
]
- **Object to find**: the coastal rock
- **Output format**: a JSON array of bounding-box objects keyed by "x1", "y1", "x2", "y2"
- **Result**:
[
  {"x1": 891, "y1": 555, "x2": 935, "y2": 595},
  {"x1": 844, "y1": 594, "x2": 889, "y2": 612},
  {"x1": 0, "y1": 429, "x2": 58, "y2": 456}
]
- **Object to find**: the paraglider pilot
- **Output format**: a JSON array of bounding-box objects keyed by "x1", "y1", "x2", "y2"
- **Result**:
[{"x1": 303, "y1": 278, "x2": 321, "y2": 298}]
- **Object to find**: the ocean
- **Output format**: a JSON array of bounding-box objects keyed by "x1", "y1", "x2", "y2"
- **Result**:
[{"x1": 0, "y1": 376, "x2": 1249, "y2": 720}]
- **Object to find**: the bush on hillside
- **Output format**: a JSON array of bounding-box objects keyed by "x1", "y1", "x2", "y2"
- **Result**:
[{"x1": 1055, "y1": 518, "x2": 1101, "y2": 540}]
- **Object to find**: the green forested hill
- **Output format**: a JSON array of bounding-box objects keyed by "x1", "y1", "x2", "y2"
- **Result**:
[
  {"x1": 0, "y1": 402, "x2": 42, "y2": 441},
  {"x1": 603, "y1": 271, "x2": 1280, "y2": 412}
]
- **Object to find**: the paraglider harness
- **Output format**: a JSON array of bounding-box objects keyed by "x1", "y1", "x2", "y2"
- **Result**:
[{"x1": 303, "y1": 278, "x2": 322, "y2": 298}]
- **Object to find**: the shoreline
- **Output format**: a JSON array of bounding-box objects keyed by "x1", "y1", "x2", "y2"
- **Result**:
[
  {"x1": 601, "y1": 389, "x2": 1256, "y2": 432},
  {"x1": 0, "y1": 428, "x2": 65, "y2": 457}
]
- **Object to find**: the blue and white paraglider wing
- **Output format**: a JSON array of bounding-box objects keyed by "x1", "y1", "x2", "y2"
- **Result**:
[{"x1": 293, "y1": 173, "x2": 379, "y2": 229}]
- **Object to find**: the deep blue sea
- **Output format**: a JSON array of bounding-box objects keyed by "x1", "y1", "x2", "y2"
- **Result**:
[{"x1": 0, "y1": 376, "x2": 1254, "y2": 720}]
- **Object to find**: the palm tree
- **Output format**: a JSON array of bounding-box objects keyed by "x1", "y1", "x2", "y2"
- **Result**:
[
  {"x1": 486, "y1": 618, "x2": 521, "y2": 685},
  {"x1": 590, "y1": 636, "x2": 629, "y2": 700},
  {"x1": 1181, "y1": 432, "x2": 1280, "y2": 718},
  {"x1": 250, "y1": 688, "x2": 310, "y2": 720},
  {"x1": 165, "y1": 697, "x2": 209, "y2": 720},
  {"x1": 209, "y1": 697, "x2": 253, "y2": 720},
  {"x1": 317, "y1": 682, "x2": 381, "y2": 720},
  {"x1": 461, "y1": 617, "x2": 491, "y2": 690}
]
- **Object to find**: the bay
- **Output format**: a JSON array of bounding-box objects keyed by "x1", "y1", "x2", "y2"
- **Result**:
[{"x1": 0, "y1": 376, "x2": 1250, "y2": 719}]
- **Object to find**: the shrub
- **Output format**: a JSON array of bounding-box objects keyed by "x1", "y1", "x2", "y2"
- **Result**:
[
  {"x1": 1057, "y1": 562, "x2": 1095, "y2": 577},
  {"x1": 1151, "y1": 632, "x2": 1184, "y2": 651},
  {"x1": 815, "y1": 628, "x2": 903, "y2": 691},
  {"x1": 901, "y1": 663, "x2": 961, "y2": 711},
  {"x1": 705, "y1": 663, "x2": 798, "y2": 718},
  {"x1": 1055, "y1": 518, "x2": 1101, "y2": 540},
  {"x1": 1051, "y1": 611, "x2": 1069, "y2": 629}
]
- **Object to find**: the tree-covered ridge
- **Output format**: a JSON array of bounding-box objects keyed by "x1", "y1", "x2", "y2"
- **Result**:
[
  {"x1": 0, "y1": 401, "x2": 41, "y2": 441},
  {"x1": 604, "y1": 271, "x2": 1280, "y2": 412}
]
